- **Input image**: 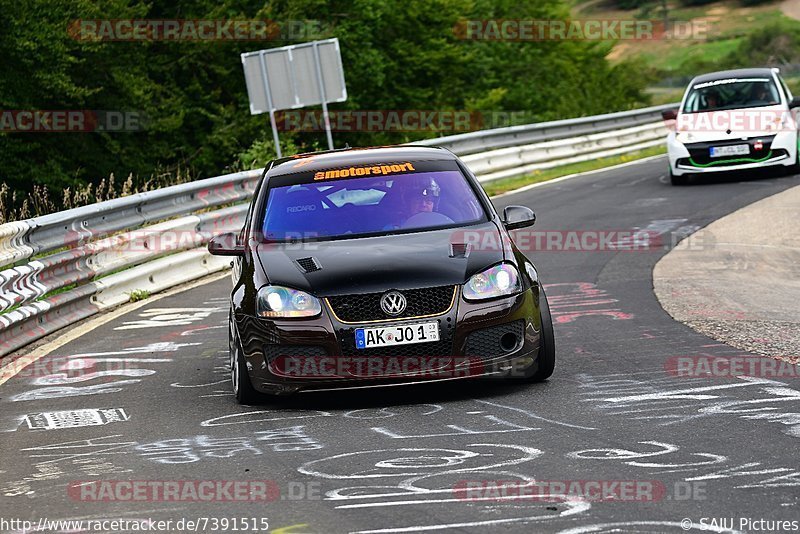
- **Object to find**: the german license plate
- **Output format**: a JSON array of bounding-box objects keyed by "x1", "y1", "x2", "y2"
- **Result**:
[
  {"x1": 355, "y1": 321, "x2": 439, "y2": 349},
  {"x1": 710, "y1": 144, "x2": 749, "y2": 157}
]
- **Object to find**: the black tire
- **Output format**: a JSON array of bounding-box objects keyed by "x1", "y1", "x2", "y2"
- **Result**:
[
  {"x1": 531, "y1": 287, "x2": 556, "y2": 382},
  {"x1": 670, "y1": 170, "x2": 689, "y2": 186},
  {"x1": 229, "y1": 313, "x2": 261, "y2": 405},
  {"x1": 525, "y1": 286, "x2": 556, "y2": 382},
  {"x1": 786, "y1": 150, "x2": 800, "y2": 176}
]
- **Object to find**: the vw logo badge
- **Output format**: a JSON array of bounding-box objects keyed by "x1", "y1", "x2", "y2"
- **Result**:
[{"x1": 380, "y1": 291, "x2": 407, "y2": 316}]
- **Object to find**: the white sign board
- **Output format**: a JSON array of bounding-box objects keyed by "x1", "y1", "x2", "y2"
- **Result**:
[
  {"x1": 241, "y1": 38, "x2": 346, "y2": 156},
  {"x1": 242, "y1": 38, "x2": 347, "y2": 114}
]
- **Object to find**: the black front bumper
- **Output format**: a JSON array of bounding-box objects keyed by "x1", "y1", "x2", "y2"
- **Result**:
[{"x1": 234, "y1": 287, "x2": 542, "y2": 395}]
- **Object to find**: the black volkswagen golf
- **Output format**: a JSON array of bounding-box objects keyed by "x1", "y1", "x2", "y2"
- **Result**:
[{"x1": 208, "y1": 146, "x2": 555, "y2": 403}]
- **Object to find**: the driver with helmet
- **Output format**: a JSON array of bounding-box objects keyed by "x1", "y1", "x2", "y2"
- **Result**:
[{"x1": 383, "y1": 175, "x2": 453, "y2": 230}]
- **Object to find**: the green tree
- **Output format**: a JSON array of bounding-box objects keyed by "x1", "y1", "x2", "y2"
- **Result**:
[{"x1": 0, "y1": 0, "x2": 653, "y2": 211}]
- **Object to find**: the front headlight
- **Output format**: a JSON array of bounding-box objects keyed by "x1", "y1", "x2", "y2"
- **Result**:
[
  {"x1": 257, "y1": 285, "x2": 321, "y2": 318},
  {"x1": 463, "y1": 263, "x2": 522, "y2": 301}
]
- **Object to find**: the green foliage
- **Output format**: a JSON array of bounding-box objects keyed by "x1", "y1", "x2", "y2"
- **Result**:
[
  {"x1": 233, "y1": 136, "x2": 303, "y2": 171},
  {"x1": 0, "y1": 0, "x2": 280, "y2": 194},
  {"x1": 724, "y1": 20, "x2": 800, "y2": 66},
  {"x1": 671, "y1": 19, "x2": 800, "y2": 77},
  {"x1": 0, "y1": 0, "x2": 652, "y2": 215},
  {"x1": 268, "y1": 0, "x2": 652, "y2": 147},
  {"x1": 127, "y1": 289, "x2": 150, "y2": 302}
]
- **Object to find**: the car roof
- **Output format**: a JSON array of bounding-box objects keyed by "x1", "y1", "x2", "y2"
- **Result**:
[
  {"x1": 266, "y1": 145, "x2": 456, "y2": 177},
  {"x1": 689, "y1": 68, "x2": 777, "y2": 86}
]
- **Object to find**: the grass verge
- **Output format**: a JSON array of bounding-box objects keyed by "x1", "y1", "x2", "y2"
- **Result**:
[{"x1": 484, "y1": 144, "x2": 666, "y2": 197}]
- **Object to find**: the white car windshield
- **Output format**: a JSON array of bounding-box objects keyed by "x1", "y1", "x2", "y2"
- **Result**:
[{"x1": 682, "y1": 78, "x2": 781, "y2": 113}]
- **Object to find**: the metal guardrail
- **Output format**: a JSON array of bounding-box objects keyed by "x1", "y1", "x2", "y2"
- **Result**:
[
  {"x1": 464, "y1": 121, "x2": 667, "y2": 183},
  {"x1": 0, "y1": 169, "x2": 261, "y2": 355},
  {"x1": 415, "y1": 103, "x2": 674, "y2": 156},
  {"x1": 0, "y1": 103, "x2": 676, "y2": 358}
]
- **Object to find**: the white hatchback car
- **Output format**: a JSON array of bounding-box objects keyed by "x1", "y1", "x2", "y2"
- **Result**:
[{"x1": 664, "y1": 68, "x2": 800, "y2": 185}]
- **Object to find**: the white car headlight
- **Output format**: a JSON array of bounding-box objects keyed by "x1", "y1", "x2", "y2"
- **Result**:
[
  {"x1": 463, "y1": 264, "x2": 522, "y2": 301},
  {"x1": 257, "y1": 286, "x2": 321, "y2": 318}
]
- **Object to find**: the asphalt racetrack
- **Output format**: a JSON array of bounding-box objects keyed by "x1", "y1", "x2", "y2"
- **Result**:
[{"x1": 1, "y1": 156, "x2": 799, "y2": 534}]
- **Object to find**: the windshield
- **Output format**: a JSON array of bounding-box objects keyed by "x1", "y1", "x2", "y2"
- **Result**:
[
  {"x1": 261, "y1": 164, "x2": 487, "y2": 241},
  {"x1": 682, "y1": 78, "x2": 781, "y2": 113}
]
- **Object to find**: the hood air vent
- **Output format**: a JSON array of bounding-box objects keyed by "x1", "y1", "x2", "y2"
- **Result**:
[{"x1": 296, "y1": 257, "x2": 322, "y2": 273}]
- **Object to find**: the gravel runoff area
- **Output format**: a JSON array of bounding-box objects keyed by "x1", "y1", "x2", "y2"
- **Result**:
[
  {"x1": 654, "y1": 182, "x2": 800, "y2": 364},
  {"x1": 782, "y1": 0, "x2": 800, "y2": 22}
]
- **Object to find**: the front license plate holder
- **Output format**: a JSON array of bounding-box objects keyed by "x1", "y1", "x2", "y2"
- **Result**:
[
  {"x1": 355, "y1": 322, "x2": 440, "y2": 349},
  {"x1": 710, "y1": 144, "x2": 750, "y2": 157}
]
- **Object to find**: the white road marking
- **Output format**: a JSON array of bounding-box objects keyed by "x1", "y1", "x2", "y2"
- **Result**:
[
  {"x1": 24, "y1": 408, "x2": 130, "y2": 430},
  {"x1": 0, "y1": 272, "x2": 228, "y2": 387}
]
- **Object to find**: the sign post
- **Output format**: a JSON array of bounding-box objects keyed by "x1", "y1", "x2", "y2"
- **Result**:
[{"x1": 256, "y1": 51, "x2": 282, "y2": 157}]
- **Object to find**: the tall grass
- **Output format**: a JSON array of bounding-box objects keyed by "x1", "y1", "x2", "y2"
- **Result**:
[
  {"x1": 0, "y1": 167, "x2": 195, "y2": 223},
  {"x1": 0, "y1": 134, "x2": 290, "y2": 224}
]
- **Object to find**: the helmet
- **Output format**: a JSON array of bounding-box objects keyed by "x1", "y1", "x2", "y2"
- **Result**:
[
  {"x1": 751, "y1": 82, "x2": 771, "y2": 98},
  {"x1": 402, "y1": 175, "x2": 441, "y2": 201},
  {"x1": 404, "y1": 176, "x2": 440, "y2": 213},
  {"x1": 703, "y1": 88, "x2": 721, "y2": 109}
]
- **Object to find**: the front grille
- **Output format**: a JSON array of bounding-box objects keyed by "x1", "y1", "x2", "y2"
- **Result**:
[
  {"x1": 465, "y1": 320, "x2": 525, "y2": 359},
  {"x1": 678, "y1": 149, "x2": 787, "y2": 168},
  {"x1": 327, "y1": 286, "x2": 455, "y2": 323},
  {"x1": 263, "y1": 344, "x2": 327, "y2": 364},
  {"x1": 341, "y1": 339, "x2": 454, "y2": 359}
]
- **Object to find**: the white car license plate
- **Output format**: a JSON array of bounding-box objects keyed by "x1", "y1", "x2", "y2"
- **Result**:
[
  {"x1": 355, "y1": 322, "x2": 439, "y2": 349},
  {"x1": 710, "y1": 144, "x2": 749, "y2": 157}
]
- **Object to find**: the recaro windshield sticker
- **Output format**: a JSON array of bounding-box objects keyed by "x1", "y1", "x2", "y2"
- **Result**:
[{"x1": 314, "y1": 162, "x2": 416, "y2": 181}]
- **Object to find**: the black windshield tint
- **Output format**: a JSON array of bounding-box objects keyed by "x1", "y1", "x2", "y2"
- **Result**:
[{"x1": 683, "y1": 78, "x2": 781, "y2": 113}]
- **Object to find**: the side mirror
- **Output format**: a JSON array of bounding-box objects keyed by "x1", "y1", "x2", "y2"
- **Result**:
[
  {"x1": 208, "y1": 232, "x2": 244, "y2": 256},
  {"x1": 502, "y1": 205, "x2": 536, "y2": 230},
  {"x1": 789, "y1": 96, "x2": 800, "y2": 109},
  {"x1": 661, "y1": 108, "x2": 678, "y2": 121}
]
